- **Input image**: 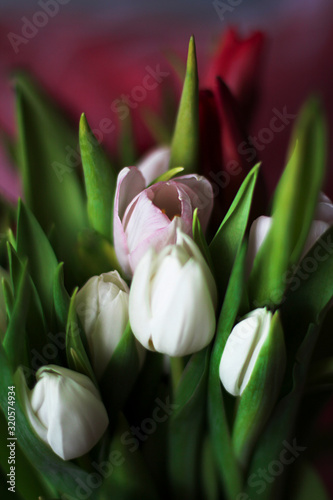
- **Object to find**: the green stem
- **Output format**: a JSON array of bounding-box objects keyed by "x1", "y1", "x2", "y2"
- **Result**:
[{"x1": 170, "y1": 356, "x2": 184, "y2": 395}]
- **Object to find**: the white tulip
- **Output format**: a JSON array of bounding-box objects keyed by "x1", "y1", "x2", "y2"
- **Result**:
[
  {"x1": 247, "y1": 193, "x2": 333, "y2": 274},
  {"x1": 18, "y1": 365, "x2": 109, "y2": 460},
  {"x1": 129, "y1": 230, "x2": 217, "y2": 357},
  {"x1": 76, "y1": 271, "x2": 130, "y2": 379},
  {"x1": 219, "y1": 308, "x2": 273, "y2": 396}
]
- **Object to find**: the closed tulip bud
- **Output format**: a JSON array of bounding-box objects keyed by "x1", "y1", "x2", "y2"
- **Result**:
[
  {"x1": 247, "y1": 193, "x2": 333, "y2": 274},
  {"x1": 76, "y1": 271, "x2": 130, "y2": 379},
  {"x1": 129, "y1": 230, "x2": 217, "y2": 357},
  {"x1": 18, "y1": 365, "x2": 109, "y2": 460},
  {"x1": 219, "y1": 309, "x2": 286, "y2": 466},
  {"x1": 219, "y1": 308, "x2": 282, "y2": 396}
]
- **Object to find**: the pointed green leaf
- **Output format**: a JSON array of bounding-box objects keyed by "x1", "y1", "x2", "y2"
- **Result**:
[
  {"x1": 3, "y1": 262, "x2": 29, "y2": 370},
  {"x1": 53, "y1": 263, "x2": 70, "y2": 332},
  {"x1": 208, "y1": 244, "x2": 246, "y2": 500},
  {"x1": 79, "y1": 114, "x2": 117, "y2": 239},
  {"x1": 249, "y1": 99, "x2": 327, "y2": 307},
  {"x1": 1, "y1": 275, "x2": 13, "y2": 321},
  {"x1": 209, "y1": 164, "x2": 260, "y2": 299},
  {"x1": 149, "y1": 166, "x2": 184, "y2": 186},
  {"x1": 170, "y1": 36, "x2": 199, "y2": 174},
  {"x1": 15, "y1": 73, "x2": 87, "y2": 263},
  {"x1": 16, "y1": 200, "x2": 58, "y2": 322}
]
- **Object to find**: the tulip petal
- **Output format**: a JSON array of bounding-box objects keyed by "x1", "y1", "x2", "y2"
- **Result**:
[
  {"x1": 175, "y1": 174, "x2": 213, "y2": 232},
  {"x1": 113, "y1": 167, "x2": 146, "y2": 276},
  {"x1": 150, "y1": 258, "x2": 216, "y2": 356},
  {"x1": 129, "y1": 248, "x2": 157, "y2": 350},
  {"x1": 219, "y1": 309, "x2": 271, "y2": 396},
  {"x1": 137, "y1": 146, "x2": 170, "y2": 185}
]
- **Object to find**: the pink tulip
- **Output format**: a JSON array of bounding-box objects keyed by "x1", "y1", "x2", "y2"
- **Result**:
[{"x1": 114, "y1": 167, "x2": 213, "y2": 276}]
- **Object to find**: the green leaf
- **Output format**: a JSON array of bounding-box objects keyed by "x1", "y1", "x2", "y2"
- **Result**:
[
  {"x1": 245, "y1": 323, "x2": 319, "y2": 500},
  {"x1": 281, "y1": 225, "x2": 333, "y2": 380},
  {"x1": 66, "y1": 289, "x2": 96, "y2": 384},
  {"x1": 293, "y1": 461, "x2": 330, "y2": 500},
  {"x1": 0, "y1": 409, "x2": 55, "y2": 500},
  {"x1": 53, "y1": 263, "x2": 70, "y2": 332},
  {"x1": 76, "y1": 229, "x2": 122, "y2": 283},
  {"x1": 15, "y1": 73, "x2": 87, "y2": 267},
  {"x1": 168, "y1": 348, "x2": 210, "y2": 500},
  {"x1": 192, "y1": 208, "x2": 213, "y2": 269},
  {"x1": 2, "y1": 276, "x2": 13, "y2": 321},
  {"x1": 99, "y1": 413, "x2": 159, "y2": 500},
  {"x1": 249, "y1": 99, "x2": 327, "y2": 307},
  {"x1": 170, "y1": 36, "x2": 199, "y2": 174},
  {"x1": 0, "y1": 345, "x2": 98, "y2": 499},
  {"x1": 16, "y1": 200, "x2": 58, "y2": 323},
  {"x1": 79, "y1": 114, "x2": 117, "y2": 239},
  {"x1": 100, "y1": 323, "x2": 140, "y2": 428},
  {"x1": 209, "y1": 164, "x2": 260, "y2": 299},
  {"x1": 3, "y1": 262, "x2": 29, "y2": 370},
  {"x1": 149, "y1": 166, "x2": 184, "y2": 186},
  {"x1": 208, "y1": 244, "x2": 246, "y2": 500},
  {"x1": 232, "y1": 312, "x2": 286, "y2": 468}
]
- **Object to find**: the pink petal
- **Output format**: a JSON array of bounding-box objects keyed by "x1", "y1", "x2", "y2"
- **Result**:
[
  {"x1": 137, "y1": 147, "x2": 170, "y2": 186},
  {"x1": 175, "y1": 175, "x2": 214, "y2": 232},
  {"x1": 113, "y1": 167, "x2": 146, "y2": 275}
]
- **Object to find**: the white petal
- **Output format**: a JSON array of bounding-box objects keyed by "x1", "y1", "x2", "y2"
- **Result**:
[
  {"x1": 150, "y1": 259, "x2": 216, "y2": 356},
  {"x1": 246, "y1": 216, "x2": 272, "y2": 276},
  {"x1": 219, "y1": 308, "x2": 271, "y2": 396},
  {"x1": 129, "y1": 248, "x2": 156, "y2": 350},
  {"x1": 302, "y1": 220, "x2": 330, "y2": 257}
]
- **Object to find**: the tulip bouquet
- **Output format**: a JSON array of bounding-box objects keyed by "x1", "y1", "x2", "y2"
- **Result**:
[{"x1": 0, "y1": 29, "x2": 332, "y2": 500}]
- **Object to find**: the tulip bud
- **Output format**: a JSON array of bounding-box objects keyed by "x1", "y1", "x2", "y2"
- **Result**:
[
  {"x1": 129, "y1": 230, "x2": 217, "y2": 357},
  {"x1": 219, "y1": 308, "x2": 281, "y2": 396},
  {"x1": 247, "y1": 193, "x2": 333, "y2": 274},
  {"x1": 76, "y1": 271, "x2": 130, "y2": 379},
  {"x1": 114, "y1": 166, "x2": 213, "y2": 276},
  {"x1": 18, "y1": 365, "x2": 109, "y2": 460},
  {"x1": 219, "y1": 309, "x2": 286, "y2": 466}
]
